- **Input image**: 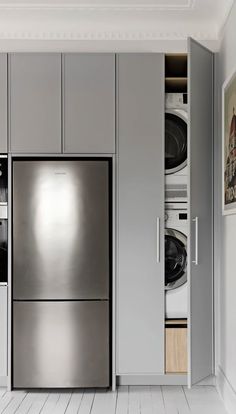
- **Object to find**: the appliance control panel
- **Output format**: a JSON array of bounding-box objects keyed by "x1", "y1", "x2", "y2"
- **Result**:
[
  {"x1": 165, "y1": 93, "x2": 188, "y2": 109},
  {"x1": 165, "y1": 209, "x2": 188, "y2": 227}
]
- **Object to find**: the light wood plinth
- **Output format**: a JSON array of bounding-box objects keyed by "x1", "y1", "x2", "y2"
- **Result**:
[{"x1": 165, "y1": 319, "x2": 187, "y2": 374}]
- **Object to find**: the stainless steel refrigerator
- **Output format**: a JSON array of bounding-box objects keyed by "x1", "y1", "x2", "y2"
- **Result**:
[{"x1": 12, "y1": 159, "x2": 111, "y2": 388}]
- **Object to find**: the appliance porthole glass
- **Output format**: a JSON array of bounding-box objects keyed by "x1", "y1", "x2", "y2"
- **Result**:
[
  {"x1": 165, "y1": 230, "x2": 187, "y2": 288},
  {"x1": 165, "y1": 113, "x2": 187, "y2": 173}
]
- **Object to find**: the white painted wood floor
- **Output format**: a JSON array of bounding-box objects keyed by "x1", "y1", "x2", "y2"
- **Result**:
[{"x1": 0, "y1": 386, "x2": 228, "y2": 414}]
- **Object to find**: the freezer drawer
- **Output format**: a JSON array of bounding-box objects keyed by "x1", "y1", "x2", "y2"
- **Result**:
[{"x1": 13, "y1": 301, "x2": 110, "y2": 388}]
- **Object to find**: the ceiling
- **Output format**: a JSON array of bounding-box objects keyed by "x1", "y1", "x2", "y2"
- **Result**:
[{"x1": 0, "y1": 0, "x2": 234, "y2": 43}]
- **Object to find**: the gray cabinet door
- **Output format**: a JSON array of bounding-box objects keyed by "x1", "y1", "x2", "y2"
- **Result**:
[
  {"x1": 63, "y1": 54, "x2": 115, "y2": 154},
  {"x1": 0, "y1": 287, "x2": 7, "y2": 377},
  {"x1": 9, "y1": 54, "x2": 61, "y2": 153},
  {"x1": 0, "y1": 54, "x2": 7, "y2": 153},
  {"x1": 188, "y1": 38, "x2": 213, "y2": 385},
  {"x1": 117, "y1": 54, "x2": 165, "y2": 374}
]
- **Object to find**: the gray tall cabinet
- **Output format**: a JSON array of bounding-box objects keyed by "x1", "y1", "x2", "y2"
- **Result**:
[
  {"x1": 0, "y1": 54, "x2": 8, "y2": 380},
  {"x1": 117, "y1": 40, "x2": 214, "y2": 387},
  {"x1": 117, "y1": 54, "x2": 165, "y2": 375},
  {"x1": 0, "y1": 41, "x2": 214, "y2": 388},
  {"x1": 0, "y1": 54, "x2": 7, "y2": 153}
]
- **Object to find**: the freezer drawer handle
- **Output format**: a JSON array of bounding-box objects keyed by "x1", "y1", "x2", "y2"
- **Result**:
[
  {"x1": 192, "y1": 217, "x2": 199, "y2": 265},
  {"x1": 156, "y1": 217, "x2": 160, "y2": 263}
]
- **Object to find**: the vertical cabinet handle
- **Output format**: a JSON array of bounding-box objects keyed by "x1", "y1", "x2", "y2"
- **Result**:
[
  {"x1": 156, "y1": 217, "x2": 160, "y2": 263},
  {"x1": 192, "y1": 217, "x2": 199, "y2": 265}
]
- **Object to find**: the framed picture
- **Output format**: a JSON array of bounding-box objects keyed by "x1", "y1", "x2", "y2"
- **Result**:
[{"x1": 222, "y1": 68, "x2": 236, "y2": 215}]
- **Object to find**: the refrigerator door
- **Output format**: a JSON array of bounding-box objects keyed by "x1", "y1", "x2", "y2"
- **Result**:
[
  {"x1": 13, "y1": 160, "x2": 110, "y2": 300},
  {"x1": 13, "y1": 300, "x2": 110, "y2": 388}
]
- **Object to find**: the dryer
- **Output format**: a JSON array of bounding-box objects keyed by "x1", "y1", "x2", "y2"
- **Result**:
[
  {"x1": 165, "y1": 93, "x2": 188, "y2": 188},
  {"x1": 165, "y1": 203, "x2": 188, "y2": 319}
]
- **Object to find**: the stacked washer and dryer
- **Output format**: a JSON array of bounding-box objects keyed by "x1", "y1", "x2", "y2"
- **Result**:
[{"x1": 165, "y1": 92, "x2": 188, "y2": 320}]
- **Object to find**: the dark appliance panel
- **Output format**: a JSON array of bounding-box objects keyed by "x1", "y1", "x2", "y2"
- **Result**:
[
  {"x1": 0, "y1": 219, "x2": 7, "y2": 283},
  {"x1": 0, "y1": 156, "x2": 8, "y2": 203}
]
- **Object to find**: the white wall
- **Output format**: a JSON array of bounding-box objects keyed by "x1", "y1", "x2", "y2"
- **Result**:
[{"x1": 216, "y1": 1, "x2": 236, "y2": 411}]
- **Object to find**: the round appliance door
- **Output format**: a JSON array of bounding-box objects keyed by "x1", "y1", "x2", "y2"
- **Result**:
[
  {"x1": 165, "y1": 110, "x2": 187, "y2": 175},
  {"x1": 165, "y1": 228, "x2": 187, "y2": 290}
]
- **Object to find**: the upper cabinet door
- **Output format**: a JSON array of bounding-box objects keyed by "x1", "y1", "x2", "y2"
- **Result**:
[
  {"x1": 9, "y1": 54, "x2": 61, "y2": 154},
  {"x1": 188, "y1": 38, "x2": 214, "y2": 386},
  {"x1": 117, "y1": 54, "x2": 165, "y2": 374},
  {"x1": 63, "y1": 54, "x2": 115, "y2": 154},
  {"x1": 0, "y1": 54, "x2": 7, "y2": 153}
]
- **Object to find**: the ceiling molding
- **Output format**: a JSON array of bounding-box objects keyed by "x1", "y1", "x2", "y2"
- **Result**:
[
  {"x1": 0, "y1": 29, "x2": 216, "y2": 41},
  {"x1": 0, "y1": 0, "x2": 230, "y2": 43},
  {"x1": 0, "y1": 0, "x2": 195, "y2": 12}
]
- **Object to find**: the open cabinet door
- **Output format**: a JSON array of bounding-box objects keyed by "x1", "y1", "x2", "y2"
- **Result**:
[{"x1": 188, "y1": 38, "x2": 214, "y2": 386}]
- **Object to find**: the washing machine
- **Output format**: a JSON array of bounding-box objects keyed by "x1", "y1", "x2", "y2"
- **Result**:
[
  {"x1": 165, "y1": 202, "x2": 188, "y2": 319},
  {"x1": 165, "y1": 93, "x2": 188, "y2": 189}
]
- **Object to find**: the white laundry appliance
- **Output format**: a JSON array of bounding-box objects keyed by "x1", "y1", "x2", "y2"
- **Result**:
[
  {"x1": 165, "y1": 93, "x2": 188, "y2": 191},
  {"x1": 165, "y1": 202, "x2": 188, "y2": 319}
]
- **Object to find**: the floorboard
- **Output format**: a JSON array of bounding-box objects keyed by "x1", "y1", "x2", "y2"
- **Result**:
[
  {"x1": 2, "y1": 392, "x2": 27, "y2": 414},
  {"x1": 64, "y1": 391, "x2": 84, "y2": 414},
  {"x1": 115, "y1": 386, "x2": 128, "y2": 414},
  {"x1": 104, "y1": 389, "x2": 117, "y2": 414},
  {"x1": 53, "y1": 393, "x2": 72, "y2": 414},
  {"x1": 77, "y1": 390, "x2": 95, "y2": 414},
  {"x1": 0, "y1": 392, "x2": 14, "y2": 413},
  {"x1": 0, "y1": 391, "x2": 6, "y2": 400},
  {"x1": 162, "y1": 386, "x2": 190, "y2": 414},
  {"x1": 27, "y1": 392, "x2": 49, "y2": 414},
  {"x1": 139, "y1": 386, "x2": 155, "y2": 414},
  {"x1": 128, "y1": 386, "x2": 141, "y2": 414},
  {"x1": 90, "y1": 390, "x2": 107, "y2": 414},
  {"x1": 183, "y1": 386, "x2": 228, "y2": 414},
  {"x1": 15, "y1": 392, "x2": 38, "y2": 414},
  {"x1": 40, "y1": 393, "x2": 60, "y2": 414},
  {"x1": 0, "y1": 386, "x2": 228, "y2": 414},
  {"x1": 150, "y1": 386, "x2": 165, "y2": 414}
]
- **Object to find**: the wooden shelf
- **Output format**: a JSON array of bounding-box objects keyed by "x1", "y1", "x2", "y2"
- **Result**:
[
  {"x1": 165, "y1": 77, "x2": 187, "y2": 81},
  {"x1": 165, "y1": 77, "x2": 187, "y2": 93},
  {"x1": 165, "y1": 319, "x2": 187, "y2": 326}
]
